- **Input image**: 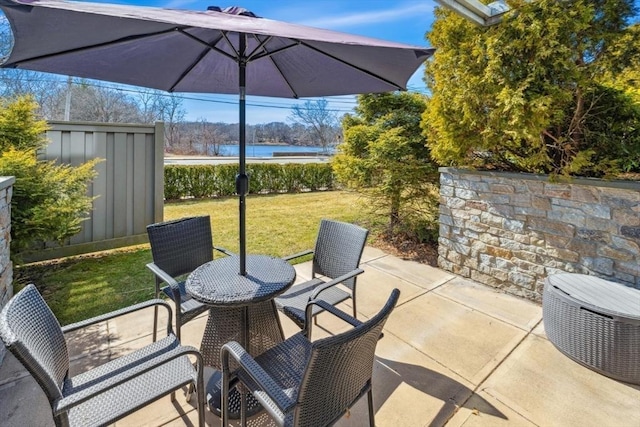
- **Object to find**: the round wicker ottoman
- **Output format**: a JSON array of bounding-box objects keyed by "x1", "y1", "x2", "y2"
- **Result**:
[{"x1": 543, "y1": 274, "x2": 640, "y2": 385}]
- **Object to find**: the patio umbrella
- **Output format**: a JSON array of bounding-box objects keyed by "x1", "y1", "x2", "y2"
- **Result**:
[{"x1": 0, "y1": 0, "x2": 434, "y2": 275}]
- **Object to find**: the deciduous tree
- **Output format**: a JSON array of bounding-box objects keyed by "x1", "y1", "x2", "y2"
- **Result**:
[{"x1": 289, "y1": 99, "x2": 340, "y2": 153}]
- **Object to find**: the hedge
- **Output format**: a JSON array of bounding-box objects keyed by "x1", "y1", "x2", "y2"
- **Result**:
[{"x1": 164, "y1": 163, "x2": 335, "y2": 200}]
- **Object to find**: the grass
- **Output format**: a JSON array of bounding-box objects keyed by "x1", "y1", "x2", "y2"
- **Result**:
[
  {"x1": 16, "y1": 190, "x2": 374, "y2": 325},
  {"x1": 165, "y1": 191, "x2": 366, "y2": 257}
]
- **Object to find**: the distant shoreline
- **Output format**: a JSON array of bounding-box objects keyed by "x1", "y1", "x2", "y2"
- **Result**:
[{"x1": 221, "y1": 143, "x2": 309, "y2": 146}]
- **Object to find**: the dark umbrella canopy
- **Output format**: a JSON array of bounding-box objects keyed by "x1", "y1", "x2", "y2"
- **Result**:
[{"x1": 0, "y1": 0, "x2": 434, "y2": 274}]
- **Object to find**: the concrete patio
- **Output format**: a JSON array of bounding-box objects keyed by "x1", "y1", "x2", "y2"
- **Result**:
[{"x1": 1, "y1": 246, "x2": 638, "y2": 426}]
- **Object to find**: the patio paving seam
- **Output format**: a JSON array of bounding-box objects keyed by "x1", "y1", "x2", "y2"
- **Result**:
[
  {"x1": 0, "y1": 363, "x2": 30, "y2": 388},
  {"x1": 0, "y1": 376, "x2": 25, "y2": 391},
  {"x1": 360, "y1": 252, "x2": 389, "y2": 264},
  {"x1": 392, "y1": 281, "x2": 449, "y2": 310},
  {"x1": 377, "y1": 326, "x2": 473, "y2": 389},
  {"x1": 478, "y1": 388, "x2": 542, "y2": 427},
  {"x1": 445, "y1": 319, "x2": 545, "y2": 426},
  {"x1": 362, "y1": 259, "x2": 457, "y2": 291},
  {"x1": 432, "y1": 291, "x2": 542, "y2": 334}
]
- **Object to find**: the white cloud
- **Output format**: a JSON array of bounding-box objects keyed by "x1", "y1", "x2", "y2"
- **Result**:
[
  {"x1": 161, "y1": 0, "x2": 200, "y2": 10},
  {"x1": 298, "y1": 2, "x2": 436, "y2": 29}
]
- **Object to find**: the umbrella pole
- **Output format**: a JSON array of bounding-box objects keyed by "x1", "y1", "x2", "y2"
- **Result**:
[{"x1": 237, "y1": 34, "x2": 248, "y2": 276}]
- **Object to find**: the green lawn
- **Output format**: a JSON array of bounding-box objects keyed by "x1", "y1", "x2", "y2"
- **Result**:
[{"x1": 16, "y1": 190, "x2": 376, "y2": 325}]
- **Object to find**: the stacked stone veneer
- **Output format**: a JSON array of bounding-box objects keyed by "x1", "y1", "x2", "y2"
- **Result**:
[
  {"x1": 0, "y1": 177, "x2": 14, "y2": 364},
  {"x1": 438, "y1": 168, "x2": 640, "y2": 302}
]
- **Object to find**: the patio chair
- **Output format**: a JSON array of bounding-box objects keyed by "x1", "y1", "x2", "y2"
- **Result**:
[
  {"x1": 221, "y1": 288, "x2": 400, "y2": 427},
  {"x1": 0, "y1": 284, "x2": 205, "y2": 427},
  {"x1": 275, "y1": 219, "x2": 369, "y2": 328},
  {"x1": 147, "y1": 215, "x2": 233, "y2": 341}
]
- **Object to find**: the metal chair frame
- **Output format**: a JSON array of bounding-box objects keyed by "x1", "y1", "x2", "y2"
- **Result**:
[
  {"x1": 276, "y1": 219, "x2": 369, "y2": 328},
  {"x1": 222, "y1": 289, "x2": 400, "y2": 427},
  {"x1": 146, "y1": 215, "x2": 232, "y2": 341},
  {"x1": 0, "y1": 284, "x2": 205, "y2": 427}
]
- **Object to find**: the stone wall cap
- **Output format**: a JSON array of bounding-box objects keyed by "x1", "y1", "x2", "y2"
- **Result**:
[
  {"x1": 0, "y1": 177, "x2": 15, "y2": 191},
  {"x1": 438, "y1": 168, "x2": 640, "y2": 191}
]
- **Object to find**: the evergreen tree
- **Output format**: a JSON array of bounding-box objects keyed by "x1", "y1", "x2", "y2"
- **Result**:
[
  {"x1": 333, "y1": 92, "x2": 439, "y2": 241},
  {"x1": 423, "y1": 0, "x2": 640, "y2": 177},
  {"x1": 0, "y1": 96, "x2": 98, "y2": 258}
]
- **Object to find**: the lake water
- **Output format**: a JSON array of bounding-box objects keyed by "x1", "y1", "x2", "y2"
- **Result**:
[{"x1": 215, "y1": 144, "x2": 332, "y2": 157}]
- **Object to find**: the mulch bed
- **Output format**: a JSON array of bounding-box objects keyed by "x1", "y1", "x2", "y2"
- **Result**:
[{"x1": 370, "y1": 233, "x2": 439, "y2": 266}]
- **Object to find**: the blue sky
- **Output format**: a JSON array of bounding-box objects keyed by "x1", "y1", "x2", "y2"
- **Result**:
[
  {"x1": 92, "y1": 0, "x2": 438, "y2": 123},
  {"x1": 68, "y1": 0, "x2": 640, "y2": 123}
]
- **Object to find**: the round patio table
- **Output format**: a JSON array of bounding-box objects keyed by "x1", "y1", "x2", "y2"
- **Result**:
[
  {"x1": 185, "y1": 254, "x2": 296, "y2": 418},
  {"x1": 543, "y1": 273, "x2": 640, "y2": 384}
]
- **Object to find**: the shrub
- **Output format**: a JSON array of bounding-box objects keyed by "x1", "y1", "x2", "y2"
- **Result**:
[
  {"x1": 164, "y1": 162, "x2": 335, "y2": 200},
  {"x1": 0, "y1": 96, "x2": 98, "y2": 257}
]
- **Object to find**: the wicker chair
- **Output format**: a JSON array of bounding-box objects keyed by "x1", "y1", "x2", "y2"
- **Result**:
[
  {"x1": 222, "y1": 288, "x2": 400, "y2": 427},
  {"x1": 0, "y1": 284, "x2": 205, "y2": 427},
  {"x1": 275, "y1": 219, "x2": 369, "y2": 328},
  {"x1": 147, "y1": 215, "x2": 233, "y2": 341}
]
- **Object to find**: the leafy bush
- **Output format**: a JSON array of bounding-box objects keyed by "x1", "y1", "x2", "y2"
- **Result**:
[{"x1": 164, "y1": 162, "x2": 335, "y2": 200}]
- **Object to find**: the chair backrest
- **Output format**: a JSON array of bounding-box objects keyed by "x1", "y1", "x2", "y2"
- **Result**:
[
  {"x1": 147, "y1": 216, "x2": 214, "y2": 278},
  {"x1": 0, "y1": 284, "x2": 69, "y2": 405},
  {"x1": 294, "y1": 289, "x2": 400, "y2": 426},
  {"x1": 312, "y1": 219, "x2": 369, "y2": 290}
]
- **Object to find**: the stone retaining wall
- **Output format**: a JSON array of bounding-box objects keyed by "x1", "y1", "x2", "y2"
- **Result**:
[
  {"x1": 438, "y1": 168, "x2": 640, "y2": 302},
  {"x1": 0, "y1": 177, "x2": 14, "y2": 364}
]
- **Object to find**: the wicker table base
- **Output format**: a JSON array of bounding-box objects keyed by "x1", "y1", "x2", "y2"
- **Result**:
[
  {"x1": 543, "y1": 274, "x2": 640, "y2": 385},
  {"x1": 200, "y1": 301, "x2": 285, "y2": 417},
  {"x1": 185, "y1": 255, "x2": 296, "y2": 419}
]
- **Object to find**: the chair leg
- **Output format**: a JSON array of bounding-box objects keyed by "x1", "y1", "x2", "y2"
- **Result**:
[
  {"x1": 197, "y1": 395, "x2": 205, "y2": 427},
  {"x1": 222, "y1": 359, "x2": 230, "y2": 427},
  {"x1": 186, "y1": 383, "x2": 195, "y2": 401},
  {"x1": 241, "y1": 388, "x2": 247, "y2": 427},
  {"x1": 175, "y1": 308, "x2": 182, "y2": 342},
  {"x1": 196, "y1": 374, "x2": 205, "y2": 427},
  {"x1": 367, "y1": 389, "x2": 375, "y2": 427},
  {"x1": 152, "y1": 305, "x2": 159, "y2": 342},
  {"x1": 352, "y1": 296, "x2": 357, "y2": 320}
]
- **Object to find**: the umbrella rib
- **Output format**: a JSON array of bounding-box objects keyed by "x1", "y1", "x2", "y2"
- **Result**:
[
  {"x1": 169, "y1": 29, "x2": 239, "y2": 92},
  {"x1": 250, "y1": 42, "x2": 300, "y2": 62},
  {"x1": 247, "y1": 34, "x2": 299, "y2": 98},
  {"x1": 167, "y1": 45, "x2": 213, "y2": 93},
  {"x1": 299, "y1": 40, "x2": 406, "y2": 91},
  {"x1": 266, "y1": 55, "x2": 299, "y2": 99},
  {"x1": 220, "y1": 31, "x2": 241, "y2": 59},
  {"x1": 245, "y1": 35, "x2": 273, "y2": 62},
  {"x1": 3, "y1": 28, "x2": 181, "y2": 67},
  {"x1": 178, "y1": 29, "x2": 235, "y2": 61}
]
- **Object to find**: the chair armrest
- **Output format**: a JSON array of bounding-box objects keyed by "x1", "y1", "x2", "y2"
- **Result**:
[
  {"x1": 146, "y1": 262, "x2": 181, "y2": 301},
  {"x1": 54, "y1": 344, "x2": 202, "y2": 415},
  {"x1": 214, "y1": 246, "x2": 235, "y2": 256},
  {"x1": 282, "y1": 249, "x2": 313, "y2": 262},
  {"x1": 146, "y1": 263, "x2": 180, "y2": 289},
  {"x1": 308, "y1": 299, "x2": 362, "y2": 328},
  {"x1": 309, "y1": 268, "x2": 364, "y2": 300},
  {"x1": 221, "y1": 341, "x2": 295, "y2": 414},
  {"x1": 62, "y1": 299, "x2": 173, "y2": 335},
  {"x1": 303, "y1": 299, "x2": 363, "y2": 337}
]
